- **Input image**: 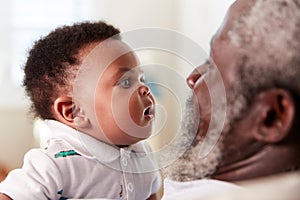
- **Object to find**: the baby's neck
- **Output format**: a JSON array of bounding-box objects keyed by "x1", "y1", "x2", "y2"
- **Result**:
[{"x1": 116, "y1": 144, "x2": 129, "y2": 148}]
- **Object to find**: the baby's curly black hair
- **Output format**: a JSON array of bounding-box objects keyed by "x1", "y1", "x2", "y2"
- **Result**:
[{"x1": 23, "y1": 21, "x2": 120, "y2": 120}]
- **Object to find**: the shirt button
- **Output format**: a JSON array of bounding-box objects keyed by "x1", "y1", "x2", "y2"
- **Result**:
[
  {"x1": 122, "y1": 157, "x2": 127, "y2": 166},
  {"x1": 128, "y1": 182, "x2": 134, "y2": 192}
]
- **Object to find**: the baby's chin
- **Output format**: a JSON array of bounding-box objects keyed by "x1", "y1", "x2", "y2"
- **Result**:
[{"x1": 121, "y1": 130, "x2": 153, "y2": 145}]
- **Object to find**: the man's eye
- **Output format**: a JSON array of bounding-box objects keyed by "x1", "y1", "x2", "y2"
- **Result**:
[
  {"x1": 140, "y1": 76, "x2": 146, "y2": 83},
  {"x1": 119, "y1": 78, "x2": 131, "y2": 88}
]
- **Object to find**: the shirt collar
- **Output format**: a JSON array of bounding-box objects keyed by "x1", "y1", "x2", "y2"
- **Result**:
[{"x1": 44, "y1": 120, "x2": 147, "y2": 163}]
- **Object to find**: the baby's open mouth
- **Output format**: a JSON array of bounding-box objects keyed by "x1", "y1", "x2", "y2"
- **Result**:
[{"x1": 143, "y1": 106, "x2": 154, "y2": 118}]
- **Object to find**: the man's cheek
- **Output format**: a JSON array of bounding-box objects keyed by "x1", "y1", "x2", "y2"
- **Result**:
[
  {"x1": 195, "y1": 84, "x2": 212, "y2": 138},
  {"x1": 197, "y1": 115, "x2": 211, "y2": 140}
]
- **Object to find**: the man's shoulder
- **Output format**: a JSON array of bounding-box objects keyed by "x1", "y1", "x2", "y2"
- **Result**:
[{"x1": 162, "y1": 178, "x2": 243, "y2": 200}]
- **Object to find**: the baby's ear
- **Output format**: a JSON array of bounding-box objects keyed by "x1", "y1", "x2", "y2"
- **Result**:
[
  {"x1": 53, "y1": 96, "x2": 89, "y2": 128},
  {"x1": 53, "y1": 96, "x2": 74, "y2": 127}
]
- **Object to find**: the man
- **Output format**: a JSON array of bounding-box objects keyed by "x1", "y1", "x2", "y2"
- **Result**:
[{"x1": 163, "y1": 0, "x2": 300, "y2": 199}]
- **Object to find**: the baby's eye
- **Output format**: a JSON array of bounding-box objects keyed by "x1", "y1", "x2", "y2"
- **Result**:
[{"x1": 118, "y1": 77, "x2": 131, "y2": 88}]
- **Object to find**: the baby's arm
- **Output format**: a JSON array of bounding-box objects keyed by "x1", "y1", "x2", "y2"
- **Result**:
[
  {"x1": 147, "y1": 193, "x2": 158, "y2": 200},
  {"x1": 0, "y1": 193, "x2": 12, "y2": 200},
  {"x1": 0, "y1": 149, "x2": 61, "y2": 199}
]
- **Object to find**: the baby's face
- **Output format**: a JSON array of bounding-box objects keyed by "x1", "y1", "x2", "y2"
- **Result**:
[
  {"x1": 94, "y1": 52, "x2": 155, "y2": 145},
  {"x1": 74, "y1": 39, "x2": 155, "y2": 146}
]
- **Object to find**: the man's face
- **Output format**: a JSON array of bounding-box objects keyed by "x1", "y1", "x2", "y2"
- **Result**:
[
  {"x1": 165, "y1": 0, "x2": 258, "y2": 181},
  {"x1": 164, "y1": 36, "x2": 240, "y2": 181}
]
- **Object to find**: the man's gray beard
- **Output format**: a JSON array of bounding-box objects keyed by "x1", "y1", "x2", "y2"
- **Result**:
[
  {"x1": 162, "y1": 94, "x2": 224, "y2": 182},
  {"x1": 162, "y1": 81, "x2": 248, "y2": 182}
]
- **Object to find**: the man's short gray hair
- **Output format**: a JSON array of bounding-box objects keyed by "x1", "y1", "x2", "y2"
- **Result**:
[{"x1": 230, "y1": 0, "x2": 300, "y2": 104}]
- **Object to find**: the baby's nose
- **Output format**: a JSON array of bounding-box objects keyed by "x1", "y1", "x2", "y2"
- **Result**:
[{"x1": 139, "y1": 85, "x2": 150, "y2": 96}]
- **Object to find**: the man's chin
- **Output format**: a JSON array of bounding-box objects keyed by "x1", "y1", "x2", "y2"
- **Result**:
[
  {"x1": 163, "y1": 139, "x2": 223, "y2": 182},
  {"x1": 162, "y1": 92, "x2": 223, "y2": 182}
]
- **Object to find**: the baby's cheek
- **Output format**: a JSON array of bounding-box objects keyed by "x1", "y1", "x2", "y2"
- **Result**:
[{"x1": 129, "y1": 94, "x2": 142, "y2": 125}]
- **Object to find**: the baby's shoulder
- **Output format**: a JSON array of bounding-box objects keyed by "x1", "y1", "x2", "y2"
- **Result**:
[{"x1": 43, "y1": 138, "x2": 82, "y2": 160}]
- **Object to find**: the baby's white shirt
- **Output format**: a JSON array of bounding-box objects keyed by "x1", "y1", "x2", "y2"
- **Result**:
[{"x1": 0, "y1": 120, "x2": 161, "y2": 200}]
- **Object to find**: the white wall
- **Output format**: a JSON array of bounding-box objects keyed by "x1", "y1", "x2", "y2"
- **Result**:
[
  {"x1": 176, "y1": 0, "x2": 235, "y2": 54},
  {"x1": 94, "y1": 0, "x2": 177, "y2": 31},
  {"x1": 0, "y1": 109, "x2": 35, "y2": 170}
]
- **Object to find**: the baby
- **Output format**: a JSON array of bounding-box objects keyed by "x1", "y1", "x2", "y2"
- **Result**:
[{"x1": 0, "y1": 21, "x2": 160, "y2": 200}]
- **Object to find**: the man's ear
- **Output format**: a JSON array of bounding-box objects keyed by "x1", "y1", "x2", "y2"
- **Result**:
[
  {"x1": 53, "y1": 96, "x2": 90, "y2": 128},
  {"x1": 251, "y1": 89, "x2": 295, "y2": 143}
]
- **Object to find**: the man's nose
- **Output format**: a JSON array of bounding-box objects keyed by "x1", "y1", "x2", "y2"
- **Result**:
[
  {"x1": 186, "y1": 71, "x2": 201, "y2": 89},
  {"x1": 139, "y1": 85, "x2": 150, "y2": 96}
]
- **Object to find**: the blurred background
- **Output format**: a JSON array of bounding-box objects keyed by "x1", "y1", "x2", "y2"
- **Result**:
[{"x1": 0, "y1": 0, "x2": 235, "y2": 179}]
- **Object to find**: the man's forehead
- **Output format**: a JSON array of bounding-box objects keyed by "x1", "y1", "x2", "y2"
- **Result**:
[
  {"x1": 229, "y1": 0, "x2": 256, "y2": 19},
  {"x1": 217, "y1": 0, "x2": 257, "y2": 39}
]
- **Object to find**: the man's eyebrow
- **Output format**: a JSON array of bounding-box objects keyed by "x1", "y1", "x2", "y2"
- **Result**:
[
  {"x1": 210, "y1": 35, "x2": 216, "y2": 47},
  {"x1": 205, "y1": 59, "x2": 210, "y2": 65}
]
